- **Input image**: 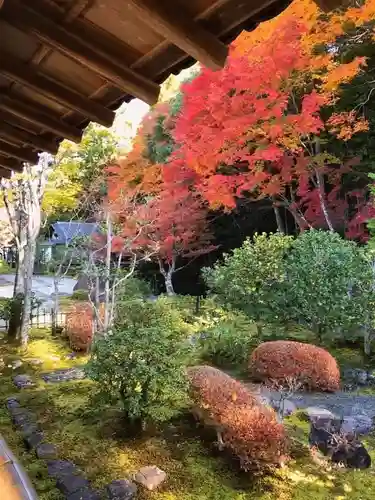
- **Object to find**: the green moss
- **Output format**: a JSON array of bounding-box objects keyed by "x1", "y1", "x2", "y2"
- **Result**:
[{"x1": 1, "y1": 328, "x2": 375, "y2": 500}]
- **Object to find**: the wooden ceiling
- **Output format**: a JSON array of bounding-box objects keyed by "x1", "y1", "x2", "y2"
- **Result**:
[{"x1": 0, "y1": 0, "x2": 298, "y2": 176}]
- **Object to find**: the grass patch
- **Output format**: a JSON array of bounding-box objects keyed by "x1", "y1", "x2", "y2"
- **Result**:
[{"x1": 1, "y1": 329, "x2": 375, "y2": 499}]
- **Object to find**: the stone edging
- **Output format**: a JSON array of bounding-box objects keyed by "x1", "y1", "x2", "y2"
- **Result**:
[{"x1": 6, "y1": 396, "x2": 140, "y2": 499}]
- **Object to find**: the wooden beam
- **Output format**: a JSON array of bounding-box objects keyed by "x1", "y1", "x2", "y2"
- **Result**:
[
  {"x1": 126, "y1": 0, "x2": 228, "y2": 70},
  {"x1": 0, "y1": 94, "x2": 82, "y2": 144},
  {"x1": 0, "y1": 141, "x2": 39, "y2": 164},
  {"x1": 0, "y1": 117, "x2": 59, "y2": 155},
  {"x1": 0, "y1": 55, "x2": 114, "y2": 127},
  {"x1": 0, "y1": 0, "x2": 160, "y2": 105},
  {"x1": 0, "y1": 167, "x2": 11, "y2": 179},
  {"x1": 0, "y1": 155, "x2": 23, "y2": 172}
]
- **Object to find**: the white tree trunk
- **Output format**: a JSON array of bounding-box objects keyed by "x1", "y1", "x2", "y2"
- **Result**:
[
  {"x1": 103, "y1": 212, "x2": 112, "y2": 334},
  {"x1": 159, "y1": 256, "x2": 176, "y2": 296}
]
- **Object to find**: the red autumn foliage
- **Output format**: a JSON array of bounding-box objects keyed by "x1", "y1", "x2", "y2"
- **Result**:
[
  {"x1": 249, "y1": 341, "x2": 340, "y2": 392},
  {"x1": 65, "y1": 302, "x2": 95, "y2": 351},
  {"x1": 187, "y1": 365, "x2": 287, "y2": 470}
]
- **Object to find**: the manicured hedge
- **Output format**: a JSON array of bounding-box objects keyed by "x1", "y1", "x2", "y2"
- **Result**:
[
  {"x1": 188, "y1": 365, "x2": 287, "y2": 470},
  {"x1": 65, "y1": 302, "x2": 94, "y2": 351},
  {"x1": 249, "y1": 340, "x2": 340, "y2": 392}
]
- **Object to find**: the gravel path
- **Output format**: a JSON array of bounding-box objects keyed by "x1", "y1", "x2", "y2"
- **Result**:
[{"x1": 246, "y1": 383, "x2": 375, "y2": 417}]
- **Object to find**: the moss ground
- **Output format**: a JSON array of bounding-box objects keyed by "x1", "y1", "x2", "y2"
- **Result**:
[{"x1": 1, "y1": 328, "x2": 375, "y2": 499}]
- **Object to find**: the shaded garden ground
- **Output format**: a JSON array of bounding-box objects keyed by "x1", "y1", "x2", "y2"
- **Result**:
[{"x1": 1, "y1": 328, "x2": 375, "y2": 499}]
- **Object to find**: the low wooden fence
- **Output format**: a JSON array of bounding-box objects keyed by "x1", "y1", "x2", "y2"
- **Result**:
[{"x1": 0, "y1": 307, "x2": 67, "y2": 331}]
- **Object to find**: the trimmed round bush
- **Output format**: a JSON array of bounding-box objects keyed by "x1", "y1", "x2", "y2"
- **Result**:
[
  {"x1": 249, "y1": 341, "x2": 340, "y2": 392},
  {"x1": 188, "y1": 365, "x2": 287, "y2": 470},
  {"x1": 65, "y1": 302, "x2": 95, "y2": 351}
]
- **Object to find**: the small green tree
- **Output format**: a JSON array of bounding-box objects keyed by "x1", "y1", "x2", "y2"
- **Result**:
[
  {"x1": 203, "y1": 233, "x2": 293, "y2": 330},
  {"x1": 285, "y1": 230, "x2": 374, "y2": 349},
  {"x1": 86, "y1": 298, "x2": 193, "y2": 428}
]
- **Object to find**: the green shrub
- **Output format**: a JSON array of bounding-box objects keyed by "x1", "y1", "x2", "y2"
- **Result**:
[
  {"x1": 116, "y1": 275, "x2": 152, "y2": 301},
  {"x1": 203, "y1": 233, "x2": 293, "y2": 324},
  {"x1": 285, "y1": 230, "x2": 374, "y2": 342},
  {"x1": 71, "y1": 290, "x2": 89, "y2": 301},
  {"x1": 86, "y1": 298, "x2": 193, "y2": 427},
  {"x1": 0, "y1": 258, "x2": 13, "y2": 274},
  {"x1": 198, "y1": 310, "x2": 258, "y2": 367}
]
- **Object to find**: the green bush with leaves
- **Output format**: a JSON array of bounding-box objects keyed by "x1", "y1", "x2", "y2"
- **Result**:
[
  {"x1": 285, "y1": 230, "x2": 374, "y2": 344},
  {"x1": 116, "y1": 275, "x2": 152, "y2": 301},
  {"x1": 198, "y1": 310, "x2": 258, "y2": 367},
  {"x1": 203, "y1": 233, "x2": 293, "y2": 325},
  {"x1": 71, "y1": 290, "x2": 89, "y2": 301},
  {"x1": 86, "y1": 298, "x2": 193, "y2": 427}
]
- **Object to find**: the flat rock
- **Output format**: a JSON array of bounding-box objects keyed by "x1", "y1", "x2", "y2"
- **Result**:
[
  {"x1": 47, "y1": 460, "x2": 77, "y2": 479},
  {"x1": 304, "y1": 406, "x2": 338, "y2": 424},
  {"x1": 24, "y1": 431, "x2": 44, "y2": 450},
  {"x1": 27, "y1": 358, "x2": 43, "y2": 366},
  {"x1": 12, "y1": 360, "x2": 23, "y2": 369},
  {"x1": 107, "y1": 479, "x2": 137, "y2": 499},
  {"x1": 67, "y1": 489, "x2": 101, "y2": 500},
  {"x1": 42, "y1": 367, "x2": 86, "y2": 383},
  {"x1": 134, "y1": 466, "x2": 166, "y2": 491},
  {"x1": 6, "y1": 396, "x2": 20, "y2": 409},
  {"x1": 13, "y1": 374, "x2": 35, "y2": 389},
  {"x1": 12, "y1": 410, "x2": 35, "y2": 427},
  {"x1": 56, "y1": 474, "x2": 90, "y2": 496},
  {"x1": 36, "y1": 443, "x2": 58, "y2": 460},
  {"x1": 20, "y1": 422, "x2": 40, "y2": 438}
]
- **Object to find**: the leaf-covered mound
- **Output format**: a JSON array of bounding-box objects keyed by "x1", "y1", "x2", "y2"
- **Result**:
[
  {"x1": 249, "y1": 340, "x2": 340, "y2": 392},
  {"x1": 188, "y1": 365, "x2": 287, "y2": 470}
]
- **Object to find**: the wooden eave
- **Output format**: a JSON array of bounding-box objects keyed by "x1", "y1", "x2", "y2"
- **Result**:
[{"x1": 0, "y1": 0, "x2": 293, "y2": 174}]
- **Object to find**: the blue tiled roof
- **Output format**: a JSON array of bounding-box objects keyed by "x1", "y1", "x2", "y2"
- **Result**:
[{"x1": 46, "y1": 222, "x2": 98, "y2": 245}]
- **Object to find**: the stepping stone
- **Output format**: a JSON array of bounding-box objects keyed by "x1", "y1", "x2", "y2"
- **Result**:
[
  {"x1": 304, "y1": 407, "x2": 339, "y2": 426},
  {"x1": 107, "y1": 479, "x2": 137, "y2": 499},
  {"x1": 42, "y1": 367, "x2": 86, "y2": 383},
  {"x1": 20, "y1": 422, "x2": 40, "y2": 438},
  {"x1": 11, "y1": 360, "x2": 23, "y2": 369},
  {"x1": 25, "y1": 431, "x2": 44, "y2": 450},
  {"x1": 36, "y1": 443, "x2": 58, "y2": 460},
  {"x1": 27, "y1": 358, "x2": 43, "y2": 366},
  {"x1": 56, "y1": 474, "x2": 90, "y2": 496},
  {"x1": 47, "y1": 460, "x2": 77, "y2": 479},
  {"x1": 13, "y1": 374, "x2": 35, "y2": 389},
  {"x1": 11, "y1": 410, "x2": 35, "y2": 427},
  {"x1": 134, "y1": 466, "x2": 166, "y2": 491},
  {"x1": 67, "y1": 489, "x2": 101, "y2": 500},
  {"x1": 6, "y1": 397, "x2": 20, "y2": 410}
]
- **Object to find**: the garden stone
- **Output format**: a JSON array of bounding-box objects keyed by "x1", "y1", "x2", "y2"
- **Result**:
[
  {"x1": 47, "y1": 460, "x2": 77, "y2": 478},
  {"x1": 25, "y1": 431, "x2": 44, "y2": 450},
  {"x1": 67, "y1": 489, "x2": 101, "y2": 500},
  {"x1": 12, "y1": 360, "x2": 23, "y2": 369},
  {"x1": 331, "y1": 441, "x2": 371, "y2": 469},
  {"x1": 271, "y1": 398, "x2": 297, "y2": 418},
  {"x1": 304, "y1": 407, "x2": 339, "y2": 427},
  {"x1": 27, "y1": 358, "x2": 43, "y2": 366},
  {"x1": 6, "y1": 397, "x2": 20, "y2": 410},
  {"x1": 342, "y1": 368, "x2": 368, "y2": 385},
  {"x1": 13, "y1": 374, "x2": 35, "y2": 389},
  {"x1": 134, "y1": 466, "x2": 166, "y2": 491},
  {"x1": 107, "y1": 479, "x2": 138, "y2": 499},
  {"x1": 36, "y1": 443, "x2": 58, "y2": 460},
  {"x1": 56, "y1": 474, "x2": 90, "y2": 496},
  {"x1": 20, "y1": 423, "x2": 40, "y2": 438},
  {"x1": 12, "y1": 410, "x2": 35, "y2": 427}
]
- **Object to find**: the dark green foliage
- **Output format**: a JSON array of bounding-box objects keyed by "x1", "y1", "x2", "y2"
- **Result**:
[
  {"x1": 71, "y1": 290, "x2": 89, "y2": 301},
  {"x1": 86, "y1": 298, "x2": 193, "y2": 426}
]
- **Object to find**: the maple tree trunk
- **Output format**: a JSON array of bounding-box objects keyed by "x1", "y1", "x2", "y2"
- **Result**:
[
  {"x1": 159, "y1": 257, "x2": 176, "y2": 296},
  {"x1": 315, "y1": 170, "x2": 334, "y2": 231},
  {"x1": 273, "y1": 204, "x2": 285, "y2": 234},
  {"x1": 103, "y1": 212, "x2": 112, "y2": 334}
]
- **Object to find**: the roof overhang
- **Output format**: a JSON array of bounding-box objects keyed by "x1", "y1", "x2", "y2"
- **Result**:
[{"x1": 0, "y1": 0, "x2": 336, "y2": 174}]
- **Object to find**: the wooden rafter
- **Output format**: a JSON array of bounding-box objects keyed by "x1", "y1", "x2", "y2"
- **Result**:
[
  {"x1": 0, "y1": 95, "x2": 82, "y2": 144},
  {"x1": 126, "y1": 0, "x2": 228, "y2": 70},
  {"x1": 0, "y1": 54, "x2": 114, "y2": 127},
  {"x1": 0, "y1": 155, "x2": 22, "y2": 172},
  {"x1": 0, "y1": 117, "x2": 59, "y2": 155},
  {"x1": 0, "y1": 0, "x2": 160, "y2": 105},
  {"x1": 0, "y1": 141, "x2": 39, "y2": 164}
]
